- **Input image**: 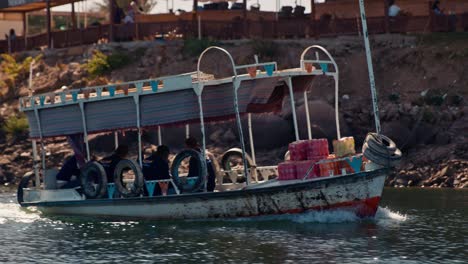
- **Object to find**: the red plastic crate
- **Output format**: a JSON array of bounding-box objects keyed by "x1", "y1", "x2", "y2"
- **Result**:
[
  {"x1": 306, "y1": 138, "x2": 329, "y2": 160},
  {"x1": 288, "y1": 140, "x2": 308, "y2": 161},
  {"x1": 278, "y1": 162, "x2": 297, "y2": 180},
  {"x1": 294, "y1": 160, "x2": 317, "y2": 179}
]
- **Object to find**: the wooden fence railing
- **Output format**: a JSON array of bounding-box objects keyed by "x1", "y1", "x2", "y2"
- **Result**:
[{"x1": 1, "y1": 14, "x2": 467, "y2": 53}]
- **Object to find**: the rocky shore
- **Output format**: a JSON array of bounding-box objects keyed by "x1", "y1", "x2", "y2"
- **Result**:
[{"x1": 0, "y1": 34, "x2": 467, "y2": 189}]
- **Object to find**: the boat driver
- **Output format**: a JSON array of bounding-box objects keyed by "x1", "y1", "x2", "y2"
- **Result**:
[
  {"x1": 56, "y1": 155, "x2": 81, "y2": 189},
  {"x1": 100, "y1": 145, "x2": 129, "y2": 183},
  {"x1": 185, "y1": 137, "x2": 216, "y2": 192}
]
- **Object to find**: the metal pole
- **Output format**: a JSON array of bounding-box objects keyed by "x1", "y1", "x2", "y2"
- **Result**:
[
  {"x1": 233, "y1": 80, "x2": 250, "y2": 185},
  {"x1": 134, "y1": 95, "x2": 143, "y2": 167},
  {"x1": 248, "y1": 113, "x2": 256, "y2": 164},
  {"x1": 79, "y1": 102, "x2": 91, "y2": 160},
  {"x1": 197, "y1": 15, "x2": 201, "y2": 40},
  {"x1": 196, "y1": 46, "x2": 249, "y2": 184},
  {"x1": 185, "y1": 124, "x2": 189, "y2": 139},
  {"x1": 33, "y1": 108, "x2": 46, "y2": 174},
  {"x1": 28, "y1": 60, "x2": 34, "y2": 96},
  {"x1": 32, "y1": 140, "x2": 40, "y2": 188},
  {"x1": 303, "y1": 90, "x2": 312, "y2": 139},
  {"x1": 358, "y1": 0, "x2": 381, "y2": 134},
  {"x1": 286, "y1": 77, "x2": 300, "y2": 141},
  {"x1": 197, "y1": 93, "x2": 207, "y2": 192},
  {"x1": 46, "y1": 0, "x2": 52, "y2": 48},
  {"x1": 334, "y1": 74, "x2": 341, "y2": 139},
  {"x1": 158, "y1": 126, "x2": 162, "y2": 145},
  {"x1": 114, "y1": 131, "x2": 119, "y2": 148}
]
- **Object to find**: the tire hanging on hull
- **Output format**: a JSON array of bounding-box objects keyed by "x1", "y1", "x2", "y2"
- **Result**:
[
  {"x1": 362, "y1": 133, "x2": 402, "y2": 167},
  {"x1": 171, "y1": 149, "x2": 206, "y2": 193},
  {"x1": 80, "y1": 161, "x2": 108, "y2": 199},
  {"x1": 113, "y1": 159, "x2": 144, "y2": 198}
]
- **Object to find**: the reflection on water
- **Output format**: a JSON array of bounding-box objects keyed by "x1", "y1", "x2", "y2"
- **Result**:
[{"x1": 0, "y1": 188, "x2": 466, "y2": 263}]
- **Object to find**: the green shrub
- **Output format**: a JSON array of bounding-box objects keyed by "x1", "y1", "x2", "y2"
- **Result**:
[
  {"x1": 86, "y1": 50, "x2": 131, "y2": 78},
  {"x1": 2, "y1": 114, "x2": 29, "y2": 140},
  {"x1": 0, "y1": 53, "x2": 42, "y2": 96},
  {"x1": 183, "y1": 38, "x2": 218, "y2": 57},
  {"x1": 251, "y1": 39, "x2": 278, "y2": 60},
  {"x1": 85, "y1": 50, "x2": 110, "y2": 77}
]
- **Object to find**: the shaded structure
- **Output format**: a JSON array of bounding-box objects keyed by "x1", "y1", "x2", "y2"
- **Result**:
[
  {"x1": 1, "y1": 0, "x2": 468, "y2": 53},
  {"x1": 0, "y1": 0, "x2": 83, "y2": 49}
]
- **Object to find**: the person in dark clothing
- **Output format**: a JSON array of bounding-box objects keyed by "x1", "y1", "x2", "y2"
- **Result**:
[
  {"x1": 142, "y1": 145, "x2": 172, "y2": 196},
  {"x1": 143, "y1": 145, "x2": 171, "y2": 181},
  {"x1": 100, "y1": 145, "x2": 128, "y2": 183},
  {"x1": 185, "y1": 137, "x2": 216, "y2": 192},
  {"x1": 56, "y1": 155, "x2": 81, "y2": 189},
  {"x1": 432, "y1": 0, "x2": 443, "y2": 15}
]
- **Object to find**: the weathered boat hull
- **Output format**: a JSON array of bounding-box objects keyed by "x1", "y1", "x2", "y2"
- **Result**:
[{"x1": 22, "y1": 169, "x2": 387, "y2": 220}]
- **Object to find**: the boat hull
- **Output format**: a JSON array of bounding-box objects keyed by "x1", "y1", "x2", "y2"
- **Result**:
[{"x1": 23, "y1": 169, "x2": 387, "y2": 220}]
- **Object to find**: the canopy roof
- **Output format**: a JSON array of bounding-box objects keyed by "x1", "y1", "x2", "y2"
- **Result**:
[{"x1": 0, "y1": 0, "x2": 81, "y2": 13}]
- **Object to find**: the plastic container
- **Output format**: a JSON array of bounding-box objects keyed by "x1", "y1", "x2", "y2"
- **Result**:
[
  {"x1": 278, "y1": 162, "x2": 297, "y2": 180},
  {"x1": 318, "y1": 161, "x2": 337, "y2": 177},
  {"x1": 294, "y1": 160, "x2": 317, "y2": 179},
  {"x1": 306, "y1": 138, "x2": 329, "y2": 160},
  {"x1": 333, "y1": 137, "x2": 356, "y2": 157},
  {"x1": 288, "y1": 140, "x2": 308, "y2": 161}
]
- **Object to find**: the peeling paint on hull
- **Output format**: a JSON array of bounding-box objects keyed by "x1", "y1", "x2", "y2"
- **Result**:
[{"x1": 25, "y1": 169, "x2": 387, "y2": 220}]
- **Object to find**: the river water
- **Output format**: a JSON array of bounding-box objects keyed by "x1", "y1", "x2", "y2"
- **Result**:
[{"x1": 0, "y1": 188, "x2": 466, "y2": 263}]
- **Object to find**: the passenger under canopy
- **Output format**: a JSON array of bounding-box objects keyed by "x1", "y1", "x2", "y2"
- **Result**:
[{"x1": 24, "y1": 75, "x2": 315, "y2": 139}]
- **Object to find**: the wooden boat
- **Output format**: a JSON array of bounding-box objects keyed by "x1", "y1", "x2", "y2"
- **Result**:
[{"x1": 17, "y1": 45, "x2": 397, "y2": 220}]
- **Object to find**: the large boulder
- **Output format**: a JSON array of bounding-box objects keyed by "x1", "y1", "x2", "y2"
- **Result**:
[{"x1": 295, "y1": 100, "x2": 351, "y2": 141}]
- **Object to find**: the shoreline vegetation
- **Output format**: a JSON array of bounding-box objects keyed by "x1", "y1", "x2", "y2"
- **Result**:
[{"x1": 0, "y1": 34, "x2": 467, "y2": 189}]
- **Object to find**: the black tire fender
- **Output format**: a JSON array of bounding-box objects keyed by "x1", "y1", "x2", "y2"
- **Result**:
[
  {"x1": 362, "y1": 133, "x2": 402, "y2": 167},
  {"x1": 113, "y1": 159, "x2": 144, "y2": 198},
  {"x1": 17, "y1": 171, "x2": 35, "y2": 205},
  {"x1": 171, "y1": 149, "x2": 207, "y2": 193},
  {"x1": 80, "y1": 161, "x2": 108, "y2": 199},
  {"x1": 220, "y1": 148, "x2": 254, "y2": 171}
]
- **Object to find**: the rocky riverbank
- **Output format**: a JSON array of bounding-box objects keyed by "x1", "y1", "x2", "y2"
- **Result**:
[{"x1": 0, "y1": 34, "x2": 467, "y2": 189}]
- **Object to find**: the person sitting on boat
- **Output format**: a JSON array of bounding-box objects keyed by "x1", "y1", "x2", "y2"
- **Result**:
[
  {"x1": 143, "y1": 145, "x2": 171, "y2": 180},
  {"x1": 56, "y1": 155, "x2": 81, "y2": 189},
  {"x1": 185, "y1": 137, "x2": 216, "y2": 192},
  {"x1": 142, "y1": 145, "x2": 173, "y2": 196},
  {"x1": 100, "y1": 145, "x2": 129, "y2": 183}
]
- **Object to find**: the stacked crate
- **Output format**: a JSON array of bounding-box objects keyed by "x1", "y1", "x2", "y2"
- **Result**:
[{"x1": 278, "y1": 139, "x2": 330, "y2": 181}]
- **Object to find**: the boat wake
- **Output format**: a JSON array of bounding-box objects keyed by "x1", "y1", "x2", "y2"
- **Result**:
[
  {"x1": 220, "y1": 207, "x2": 407, "y2": 224},
  {"x1": 0, "y1": 196, "x2": 41, "y2": 224}
]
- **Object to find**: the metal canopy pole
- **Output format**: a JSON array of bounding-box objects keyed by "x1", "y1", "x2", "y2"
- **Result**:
[
  {"x1": 114, "y1": 131, "x2": 119, "y2": 148},
  {"x1": 303, "y1": 90, "x2": 312, "y2": 139},
  {"x1": 197, "y1": 46, "x2": 250, "y2": 185},
  {"x1": 134, "y1": 95, "x2": 143, "y2": 167},
  {"x1": 247, "y1": 113, "x2": 256, "y2": 164},
  {"x1": 32, "y1": 140, "x2": 40, "y2": 187},
  {"x1": 196, "y1": 91, "x2": 207, "y2": 192},
  {"x1": 33, "y1": 109, "x2": 46, "y2": 170},
  {"x1": 79, "y1": 102, "x2": 91, "y2": 161},
  {"x1": 286, "y1": 77, "x2": 300, "y2": 141},
  {"x1": 185, "y1": 124, "x2": 190, "y2": 139},
  {"x1": 358, "y1": 0, "x2": 381, "y2": 134},
  {"x1": 158, "y1": 126, "x2": 162, "y2": 145}
]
